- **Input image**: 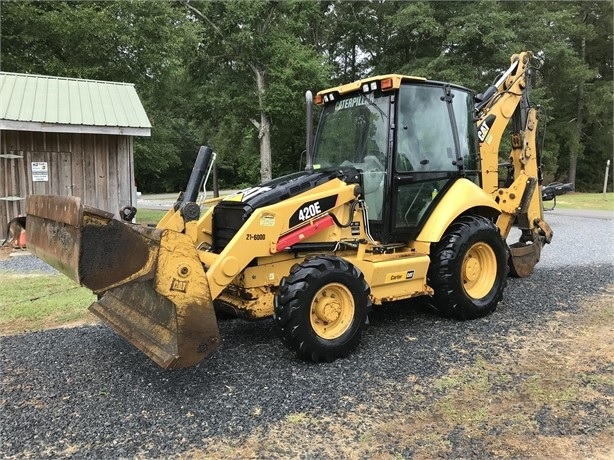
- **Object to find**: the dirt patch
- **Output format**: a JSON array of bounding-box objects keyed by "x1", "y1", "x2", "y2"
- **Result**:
[
  {"x1": 179, "y1": 287, "x2": 614, "y2": 459},
  {"x1": 0, "y1": 317, "x2": 100, "y2": 336},
  {"x1": 0, "y1": 246, "x2": 13, "y2": 261}
]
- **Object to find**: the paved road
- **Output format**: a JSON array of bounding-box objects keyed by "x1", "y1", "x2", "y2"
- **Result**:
[
  {"x1": 547, "y1": 207, "x2": 614, "y2": 220},
  {"x1": 513, "y1": 209, "x2": 613, "y2": 268}
]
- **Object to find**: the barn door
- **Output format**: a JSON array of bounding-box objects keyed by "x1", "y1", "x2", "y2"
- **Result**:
[{"x1": 57, "y1": 151, "x2": 75, "y2": 196}]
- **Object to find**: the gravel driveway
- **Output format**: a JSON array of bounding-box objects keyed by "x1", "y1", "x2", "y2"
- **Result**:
[{"x1": 1, "y1": 210, "x2": 612, "y2": 459}]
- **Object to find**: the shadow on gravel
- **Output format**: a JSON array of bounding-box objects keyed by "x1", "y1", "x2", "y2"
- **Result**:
[{"x1": 1, "y1": 264, "x2": 612, "y2": 459}]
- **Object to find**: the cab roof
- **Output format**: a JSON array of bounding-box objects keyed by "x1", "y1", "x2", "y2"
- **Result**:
[
  {"x1": 316, "y1": 74, "x2": 425, "y2": 97},
  {"x1": 315, "y1": 74, "x2": 474, "y2": 104}
]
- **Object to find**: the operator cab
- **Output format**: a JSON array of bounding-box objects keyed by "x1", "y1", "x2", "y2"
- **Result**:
[{"x1": 313, "y1": 76, "x2": 480, "y2": 244}]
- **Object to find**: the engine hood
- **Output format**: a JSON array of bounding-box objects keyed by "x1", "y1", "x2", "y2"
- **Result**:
[{"x1": 220, "y1": 168, "x2": 360, "y2": 212}]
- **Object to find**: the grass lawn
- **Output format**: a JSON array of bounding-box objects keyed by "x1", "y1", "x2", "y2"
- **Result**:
[
  {"x1": 135, "y1": 209, "x2": 168, "y2": 226},
  {"x1": 0, "y1": 273, "x2": 97, "y2": 335},
  {"x1": 552, "y1": 192, "x2": 614, "y2": 211}
]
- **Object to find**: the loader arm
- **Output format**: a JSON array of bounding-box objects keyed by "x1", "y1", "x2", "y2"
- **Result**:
[
  {"x1": 475, "y1": 51, "x2": 552, "y2": 276},
  {"x1": 25, "y1": 159, "x2": 362, "y2": 369}
]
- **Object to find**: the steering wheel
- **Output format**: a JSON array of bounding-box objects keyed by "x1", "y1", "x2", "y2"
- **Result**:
[
  {"x1": 361, "y1": 155, "x2": 385, "y2": 194},
  {"x1": 363, "y1": 155, "x2": 384, "y2": 172}
]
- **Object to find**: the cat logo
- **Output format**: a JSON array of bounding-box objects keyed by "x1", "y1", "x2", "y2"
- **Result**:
[
  {"x1": 170, "y1": 278, "x2": 188, "y2": 293},
  {"x1": 477, "y1": 114, "x2": 496, "y2": 144}
]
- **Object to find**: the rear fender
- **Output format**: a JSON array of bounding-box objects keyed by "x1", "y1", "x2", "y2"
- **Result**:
[{"x1": 415, "y1": 179, "x2": 500, "y2": 243}]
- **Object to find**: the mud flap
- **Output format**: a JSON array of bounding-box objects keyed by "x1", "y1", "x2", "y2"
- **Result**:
[{"x1": 26, "y1": 195, "x2": 221, "y2": 369}]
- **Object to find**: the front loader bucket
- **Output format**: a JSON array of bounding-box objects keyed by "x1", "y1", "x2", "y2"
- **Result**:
[{"x1": 26, "y1": 195, "x2": 220, "y2": 369}]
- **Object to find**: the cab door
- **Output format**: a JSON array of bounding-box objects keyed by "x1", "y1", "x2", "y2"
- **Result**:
[{"x1": 386, "y1": 83, "x2": 479, "y2": 242}]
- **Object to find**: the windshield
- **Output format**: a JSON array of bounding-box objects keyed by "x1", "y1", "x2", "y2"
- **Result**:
[{"x1": 313, "y1": 92, "x2": 390, "y2": 170}]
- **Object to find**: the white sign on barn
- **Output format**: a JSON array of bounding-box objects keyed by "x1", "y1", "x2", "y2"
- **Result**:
[{"x1": 31, "y1": 162, "x2": 49, "y2": 182}]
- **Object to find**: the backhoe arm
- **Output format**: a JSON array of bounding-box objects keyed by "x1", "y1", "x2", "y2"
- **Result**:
[{"x1": 475, "y1": 51, "x2": 552, "y2": 277}]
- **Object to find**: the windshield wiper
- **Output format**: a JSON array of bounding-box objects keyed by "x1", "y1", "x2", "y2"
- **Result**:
[{"x1": 363, "y1": 95, "x2": 387, "y2": 120}]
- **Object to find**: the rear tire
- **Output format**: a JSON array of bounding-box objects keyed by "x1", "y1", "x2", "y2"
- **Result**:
[
  {"x1": 274, "y1": 255, "x2": 370, "y2": 362},
  {"x1": 428, "y1": 215, "x2": 508, "y2": 320}
]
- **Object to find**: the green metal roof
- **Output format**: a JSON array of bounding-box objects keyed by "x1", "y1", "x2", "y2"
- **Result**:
[{"x1": 0, "y1": 72, "x2": 151, "y2": 136}]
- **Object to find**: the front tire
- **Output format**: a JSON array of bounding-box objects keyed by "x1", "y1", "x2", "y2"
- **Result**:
[
  {"x1": 428, "y1": 215, "x2": 508, "y2": 320},
  {"x1": 274, "y1": 256, "x2": 370, "y2": 362}
]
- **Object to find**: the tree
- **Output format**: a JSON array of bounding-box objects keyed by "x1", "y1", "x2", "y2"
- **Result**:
[
  {"x1": 571, "y1": 1, "x2": 613, "y2": 191},
  {"x1": 2, "y1": 0, "x2": 610, "y2": 192},
  {"x1": 183, "y1": 0, "x2": 329, "y2": 184},
  {"x1": 380, "y1": 1, "x2": 612, "y2": 188},
  {"x1": 510, "y1": 1, "x2": 612, "y2": 189}
]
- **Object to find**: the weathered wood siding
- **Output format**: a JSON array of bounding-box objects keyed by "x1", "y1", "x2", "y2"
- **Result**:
[{"x1": 0, "y1": 130, "x2": 134, "y2": 239}]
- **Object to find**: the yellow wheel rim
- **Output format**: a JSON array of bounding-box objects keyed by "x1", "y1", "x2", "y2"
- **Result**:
[
  {"x1": 462, "y1": 242, "x2": 497, "y2": 299},
  {"x1": 310, "y1": 283, "x2": 355, "y2": 340}
]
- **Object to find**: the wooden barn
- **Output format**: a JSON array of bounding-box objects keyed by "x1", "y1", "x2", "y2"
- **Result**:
[{"x1": 0, "y1": 72, "x2": 151, "y2": 240}]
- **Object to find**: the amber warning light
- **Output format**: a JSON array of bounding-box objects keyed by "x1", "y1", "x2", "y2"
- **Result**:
[{"x1": 381, "y1": 78, "x2": 393, "y2": 90}]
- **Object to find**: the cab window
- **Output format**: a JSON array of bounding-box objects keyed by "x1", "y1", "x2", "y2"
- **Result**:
[{"x1": 396, "y1": 85, "x2": 457, "y2": 173}]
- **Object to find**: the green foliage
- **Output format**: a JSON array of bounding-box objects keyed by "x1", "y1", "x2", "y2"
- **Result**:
[
  {"x1": 554, "y1": 192, "x2": 614, "y2": 211},
  {"x1": 184, "y1": 0, "x2": 330, "y2": 185},
  {"x1": 1, "y1": 0, "x2": 611, "y2": 192},
  {"x1": 134, "y1": 209, "x2": 167, "y2": 226}
]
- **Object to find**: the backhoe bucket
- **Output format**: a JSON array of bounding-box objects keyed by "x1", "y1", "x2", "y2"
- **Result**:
[
  {"x1": 508, "y1": 240, "x2": 542, "y2": 278},
  {"x1": 26, "y1": 195, "x2": 220, "y2": 369},
  {"x1": 508, "y1": 218, "x2": 552, "y2": 278}
]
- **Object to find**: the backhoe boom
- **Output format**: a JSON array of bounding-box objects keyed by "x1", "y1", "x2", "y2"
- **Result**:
[{"x1": 475, "y1": 51, "x2": 552, "y2": 276}]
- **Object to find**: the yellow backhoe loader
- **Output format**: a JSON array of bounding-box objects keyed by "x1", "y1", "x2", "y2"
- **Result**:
[{"x1": 26, "y1": 51, "x2": 552, "y2": 369}]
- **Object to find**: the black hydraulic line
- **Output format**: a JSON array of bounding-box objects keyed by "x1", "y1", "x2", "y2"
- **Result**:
[{"x1": 328, "y1": 200, "x2": 360, "y2": 228}]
